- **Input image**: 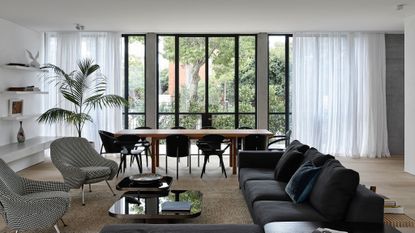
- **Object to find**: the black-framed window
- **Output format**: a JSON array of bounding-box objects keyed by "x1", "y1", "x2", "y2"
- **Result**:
[
  {"x1": 268, "y1": 35, "x2": 292, "y2": 134},
  {"x1": 122, "y1": 35, "x2": 146, "y2": 129},
  {"x1": 157, "y1": 34, "x2": 257, "y2": 129}
]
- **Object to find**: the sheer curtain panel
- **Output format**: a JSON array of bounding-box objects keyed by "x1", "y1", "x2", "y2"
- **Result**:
[
  {"x1": 292, "y1": 32, "x2": 389, "y2": 158},
  {"x1": 44, "y1": 32, "x2": 123, "y2": 147}
]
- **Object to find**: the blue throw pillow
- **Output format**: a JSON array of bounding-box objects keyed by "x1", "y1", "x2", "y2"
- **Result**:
[{"x1": 285, "y1": 161, "x2": 321, "y2": 203}]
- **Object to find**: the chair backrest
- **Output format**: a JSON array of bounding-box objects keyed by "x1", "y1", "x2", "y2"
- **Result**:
[
  {"x1": 285, "y1": 129, "x2": 292, "y2": 146},
  {"x1": 202, "y1": 126, "x2": 216, "y2": 129},
  {"x1": 99, "y1": 130, "x2": 121, "y2": 153},
  {"x1": 51, "y1": 137, "x2": 101, "y2": 168},
  {"x1": 116, "y1": 135, "x2": 141, "y2": 150},
  {"x1": 243, "y1": 134, "x2": 268, "y2": 150},
  {"x1": 166, "y1": 135, "x2": 190, "y2": 158},
  {"x1": 199, "y1": 134, "x2": 225, "y2": 151},
  {"x1": 0, "y1": 159, "x2": 24, "y2": 196},
  {"x1": 135, "y1": 126, "x2": 152, "y2": 141},
  {"x1": 171, "y1": 126, "x2": 186, "y2": 129}
]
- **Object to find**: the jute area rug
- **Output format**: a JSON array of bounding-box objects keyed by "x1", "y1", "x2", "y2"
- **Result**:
[{"x1": 0, "y1": 157, "x2": 252, "y2": 233}]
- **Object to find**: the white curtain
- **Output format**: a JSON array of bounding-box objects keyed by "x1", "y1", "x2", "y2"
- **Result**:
[
  {"x1": 292, "y1": 32, "x2": 390, "y2": 158},
  {"x1": 44, "y1": 32, "x2": 123, "y2": 147}
]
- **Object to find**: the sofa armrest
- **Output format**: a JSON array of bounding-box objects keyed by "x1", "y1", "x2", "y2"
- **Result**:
[
  {"x1": 238, "y1": 150, "x2": 283, "y2": 170},
  {"x1": 345, "y1": 185, "x2": 384, "y2": 223}
]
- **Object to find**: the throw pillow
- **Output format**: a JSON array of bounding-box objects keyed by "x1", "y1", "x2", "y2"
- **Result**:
[
  {"x1": 286, "y1": 140, "x2": 310, "y2": 154},
  {"x1": 312, "y1": 154, "x2": 335, "y2": 167},
  {"x1": 308, "y1": 159, "x2": 360, "y2": 221},
  {"x1": 285, "y1": 161, "x2": 322, "y2": 203},
  {"x1": 274, "y1": 149, "x2": 304, "y2": 182}
]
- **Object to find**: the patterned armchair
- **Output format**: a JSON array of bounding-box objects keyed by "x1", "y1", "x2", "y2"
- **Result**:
[
  {"x1": 50, "y1": 137, "x2": 118, "y2": 205},
  {"x1": 0, "y1": 159, "x2": 70, "y2": 233}
]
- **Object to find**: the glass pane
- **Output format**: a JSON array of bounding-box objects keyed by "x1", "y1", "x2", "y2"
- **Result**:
[
  {"x1": 239, "y1": 114, "x2": 255, "y2": 129},
  {"x1": 128, "y1": 115, "x2": 145, "y2": 129},
  {"x1": 128, "y1": 36, "x2": 145, "y2": 113},
  {"x1": 158, "y1": 114, "x2": 175, "y2": 129},
  {"x1": 158, "y1": 36, "x2": 175, "y2": 113},
  {"x1": 239, "y1": 36, "x2": 256, "y2": 113},
  {"x1": 179, "y1": 114, "x2": 202, "y2": 129},
  {"x1": 212, "y1": 114, "x2": 235, "y2": 129},
  {"x1": 208, "y1": 37, "x2": 235, "y2": 113},
  {"x1": 268, "y1": 36, "x2": 286, "y2": 113},
  {"x1": 268, "y1": 114, "x2": 285, "y2": 135},
  {"x1": 179, "y1": 37, "x2": 205, "y2": 113}
]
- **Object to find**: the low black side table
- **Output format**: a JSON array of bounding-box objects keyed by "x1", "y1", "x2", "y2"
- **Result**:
[{"x1": 264, "y1": 222, "x2": 400, "y2": 233}]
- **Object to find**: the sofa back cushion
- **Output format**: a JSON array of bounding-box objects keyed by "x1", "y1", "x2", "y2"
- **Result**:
[
  {"x1": 274, "y1": 140, "x2": 309, "y2": 182},
  {"x1": 309, "y1": 159, "x2": 359, "y2": 221}
]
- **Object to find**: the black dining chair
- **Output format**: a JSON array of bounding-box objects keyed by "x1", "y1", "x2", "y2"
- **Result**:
[
  {"x1": 197, "y1": 126, "x2": 216, "y2": 167},
  {"x1": 267, "y1": 130, "x2": 292, "y2": 151},
  {"x1": 171, "y1": 126, "x2": 186, "y2": 129},
  {"x1": 115, "y1": 135, "x2": 144, "y2": 177},
  {"x1": 237, "y1": 126, "x2": 253, "y2": 150},
  {"x1": 242, "y1": 134, "x2": 268, "y2": 150},
  {"x1": 134, "y1": 126, "x2": 152, "y2": 167},
  {"x1": 196, "y1": 134, "x2": 230, "y2": 178},
  {"x1": 165, "y1": 134, "x2": 191, "y2": 180},
  {"x1": 98, "y1": 130, "x2": 122, "y2": 157}
]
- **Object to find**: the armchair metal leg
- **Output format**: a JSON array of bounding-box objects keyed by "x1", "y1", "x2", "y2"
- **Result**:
[
  {"x1": 81, "y1": 185, "x2": 85, "y2": 206},
  {"x1": 54, "y1": 224, "x2": 61, "y2": 233},
  {"x1": 105, "y1": 180, "x2": 116, "y2": 196}
]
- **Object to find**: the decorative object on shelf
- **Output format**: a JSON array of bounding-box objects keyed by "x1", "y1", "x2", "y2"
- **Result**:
[
  {"x1": 25, "y1": 50, "x2": 40, "y2": 68},
  {"x1": 8, "y1": 98, "x2": 24, "y2": 116},
  {"x1": 37, "y1": 58, "x2": 128, "y2": 137},
  {"x1": 17, "y1": 121, "x2": 25, "y2": 143}
]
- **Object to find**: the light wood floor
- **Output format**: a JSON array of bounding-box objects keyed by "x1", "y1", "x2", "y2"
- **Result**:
[{"x1": 7, "y1": 154, "x2": 415, "y2": 232}]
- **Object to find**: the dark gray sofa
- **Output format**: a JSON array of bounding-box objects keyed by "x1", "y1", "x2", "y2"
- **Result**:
[
  {"x1": 238, "y1": 148, "x2": 384, "y2": 227},
  {"x1": 100, "y1": 224, "x2": 263, "y2": 233}
]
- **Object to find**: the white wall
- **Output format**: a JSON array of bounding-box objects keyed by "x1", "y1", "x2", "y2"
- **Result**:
[
  {"x1": 405, "y1": 15, "x2": 415, "y2": 174},
  {"x1": 0, "y1": 18, "x2": 44, "y2": 146}
]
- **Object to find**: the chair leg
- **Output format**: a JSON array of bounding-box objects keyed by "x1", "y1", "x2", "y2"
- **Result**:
[
  {"x1": 145, "y1": 147, "x2": 149, "y2": 167},
  {"x1": 116, "y1": 154, "x2": 125, "y2": 177},
  {"x1": 198, "y1": 149, "x2": 200, "y2": 167},
  {"x1": 189, "y1": 154, "x2": 192, "y2": 174},
  {"x1": 105, "y1": 180, "x2": 116, "y2": 196},
  {"x1": 135, "y1": 154, "x2": 143, "y2": 173},
  {"x1": 89, "y1": 184, "x2": 92, "y2": 192},
  {"x1": 81, "y1": 185, "x2": 85, "y2": 206},
  {"x1": 201, "y1": 155, "x2": 209, "y2": 178},
  {"x1": 219, "y1": 155, "x2": 227, "y2": 178},
  {"x1": 165, "y1": 155, "x2": 168, "y2": 174},
  {"x1": 54, "y1": 224, "x2": 61, "y2": 233}
]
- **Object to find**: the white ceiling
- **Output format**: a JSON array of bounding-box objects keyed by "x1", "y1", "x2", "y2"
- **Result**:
[{"x1": 0, "y1": 0, "x2": 414, "y2": 33}]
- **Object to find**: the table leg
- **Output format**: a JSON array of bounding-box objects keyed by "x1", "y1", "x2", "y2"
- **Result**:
[
  {"x1": 232, "y1": 138, "x2": 237, "y2": 175},
  {"x1": 156, "y1": 139, "x2": 160, "y2": 167},
  {"x1": 229, "y1": 139, "x2": 234, "y2": 167},
  {"x1": 151, "y1": 138, "x2": 156, "y2": 173}
]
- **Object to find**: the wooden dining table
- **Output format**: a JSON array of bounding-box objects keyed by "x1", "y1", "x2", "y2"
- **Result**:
[{"x1": 115, "y1": 129, "x2": 273, "y2": 175}]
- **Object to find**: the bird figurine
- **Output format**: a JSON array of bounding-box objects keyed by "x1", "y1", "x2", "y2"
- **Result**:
[{"x1": 25, "y1": 49, "x2": 40, "y2": 68}]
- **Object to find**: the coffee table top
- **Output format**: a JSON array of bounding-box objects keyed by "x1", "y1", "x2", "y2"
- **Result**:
[
  {"x1": 116, "y1": 175, "x2": 173, "y2": 192},
  {"x1": 109, "y1": 190, "x2": 202, "y2": 219},
  {"x1": 264, "y1": 222, "x2": 399, "y2": 233}
]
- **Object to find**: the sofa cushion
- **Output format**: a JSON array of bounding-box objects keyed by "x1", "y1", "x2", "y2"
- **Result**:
[
  {"x1": 252, "y1": 200, "x2": 327, "y2": 226},
  {"x1": 303, "y1": 148, "x2": 330, "y2": 164},
  {"x1": 100, "y1": 224, "x2": 263, "y2": 233},
  {"x1": 285, "y1": 161, "x2": 322, "y2": 203},
  {"x1": 274, "y1": 149, "x2": 304, "y2": 182},
  {"x1": 309, "y1": 159, "x2": 359, "y2": 221},
  {"x1": 244, "y1": 180, "x2": 291, "y2": 207},
  {"x1": 239, "y1": 168, "x2": 275, "y2": 190}
]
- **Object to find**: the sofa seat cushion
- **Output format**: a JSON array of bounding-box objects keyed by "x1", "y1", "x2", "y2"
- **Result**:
[
  {"x1": 239, "y1": 168, "x2": 274, "y2": 189},
  {"x1": 309, "y1": 159, "x2": 359, "y2": 221},
  {"x1": 100, "y1": 224, "x2": 263, "y2": 233},
  {"x1": 244, "y1": 180, "x2": 291, "y2": 206},
  {"x1": 252, "y1": 200, "x2": 327, "y2": 226}
]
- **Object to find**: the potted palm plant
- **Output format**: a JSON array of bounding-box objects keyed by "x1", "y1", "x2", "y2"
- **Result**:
[{"x1": 38, "y1": 58, "x2": 128, "y2": 137}]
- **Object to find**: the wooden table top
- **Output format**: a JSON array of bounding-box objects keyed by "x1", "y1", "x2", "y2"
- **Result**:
[{"x1": 115, "y1": 129, "x2": 273, "y2": 138}]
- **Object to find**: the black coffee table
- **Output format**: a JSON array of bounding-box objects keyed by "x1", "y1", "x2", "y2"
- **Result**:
[
  {"x1": 108, "y1": 189, "x2": 202, "y2": 220},
  {"x1": 264, "y1": 222, "x2": 400, "y2": 233}
]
